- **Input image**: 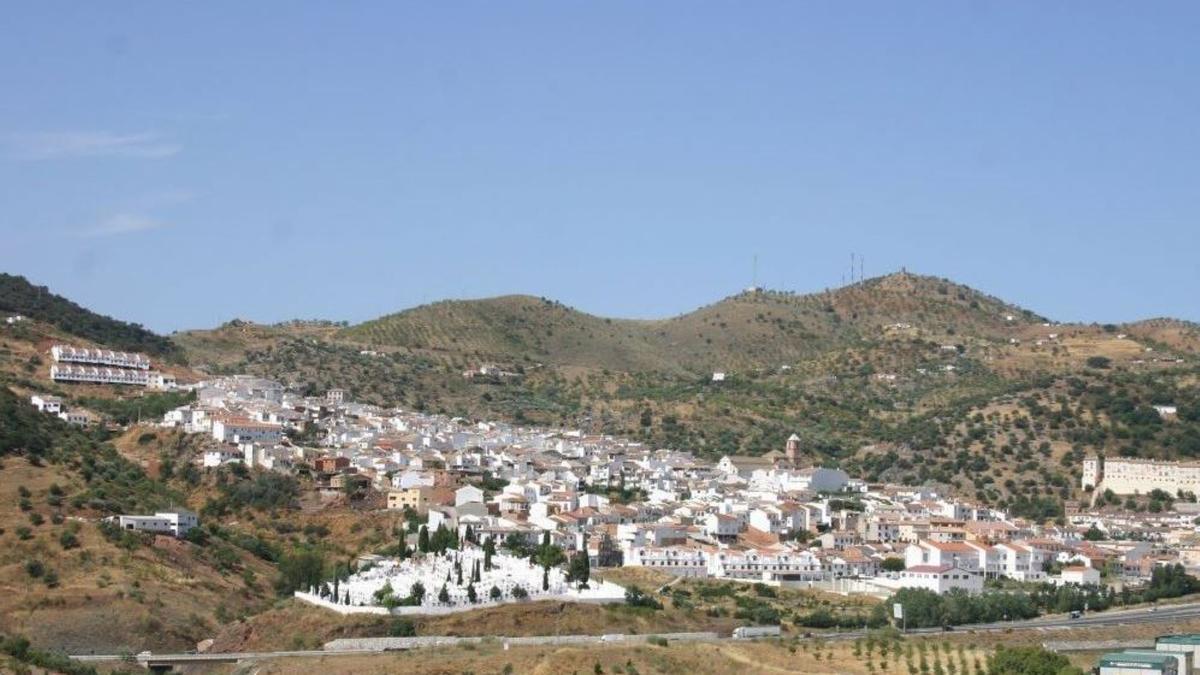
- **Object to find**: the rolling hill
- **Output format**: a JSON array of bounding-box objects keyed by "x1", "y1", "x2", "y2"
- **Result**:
[
  {"x1": 0, "y1": 273, "x2": 183, "y2": 362},
  {"x1": 340, "y1": 272, "x2": 1046, "y2": 374}
]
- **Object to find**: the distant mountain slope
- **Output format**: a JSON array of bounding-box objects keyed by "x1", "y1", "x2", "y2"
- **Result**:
[
  {"x1": 340, "y1": 272, "x2": 1046, "y2": 373},
  {"x1": 341, "y1": 295, "x2": 675, "y2": 372},
  {"x1": 0, "y1": 273, "x2": 182, "y2": 361},
  {"x1": 172, "y1": 319, "x2": 343, "y2": 368},
  {"x1": 1123, "y1": 318, "x2": 1200, "y2": 354}
]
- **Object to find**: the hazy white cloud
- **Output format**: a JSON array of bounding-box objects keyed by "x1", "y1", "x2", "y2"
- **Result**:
[
  {"x1": 7, "y1": 131, "x2": 181, "y2": 159},
  {"x1": 83, "y1": 213, "x2": 171, "y2": 237},
  {"x1": 77, "y1": 188, "x2": 195, "y2": 237}
]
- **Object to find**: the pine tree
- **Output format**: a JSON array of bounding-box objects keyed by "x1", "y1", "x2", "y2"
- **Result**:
[
  {"x1": 418, "y1": 525, "x2": 430, "y2": 553},
  {"x1": 484, "y1": 537, "x2": 495, "y2": 571},
  {"x1": 439, "y1": 583, "x2": 450, "y2": 603}
]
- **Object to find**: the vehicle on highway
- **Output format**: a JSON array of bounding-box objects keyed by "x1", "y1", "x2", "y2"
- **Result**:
[
  {"x1": 733, "y1": 625, "x2": 782, "y2": 639},
  {"x1": 1069, "y1": 611, "x2": 1082, "y2": 619}
]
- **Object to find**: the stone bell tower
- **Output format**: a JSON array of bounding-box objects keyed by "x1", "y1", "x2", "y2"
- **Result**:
[{"x1": 785, "y1": 433, "x2": 801, "y2": 463}]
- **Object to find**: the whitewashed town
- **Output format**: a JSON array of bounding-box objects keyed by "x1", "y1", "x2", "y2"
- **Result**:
[{"x1": 28, "y1": 340, "x2": 1200, "y2": 617}]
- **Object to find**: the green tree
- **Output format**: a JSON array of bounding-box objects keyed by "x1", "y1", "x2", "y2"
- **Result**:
[
  {"x1": 483, "y1": 536, "x2": 495, "y2": 571},
  {"x1": 275, "y1": 548, "x2": 325, "y2": 596},
  {"x1": 408, "y1": 580, "x2": 426, "y2": 605},
  {"x1": 566, "y1": 551, "x2": 591, "y2": 586},
  {"x1": 987, "y1": 646, "x2": 1082, "y2": 675}
]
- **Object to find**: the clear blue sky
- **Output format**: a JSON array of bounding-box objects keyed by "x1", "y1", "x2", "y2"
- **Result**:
[{"x1": 2, "y1": 3, "x2": 1197, "y2": 332}]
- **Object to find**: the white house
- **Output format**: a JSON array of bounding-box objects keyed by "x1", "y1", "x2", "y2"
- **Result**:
[
  {"x1": 203, "y1": 447, "x2": 242, "y2": 468},
  {"x1": 992, "y1": 542, "x2": 1045, "y2": 582},
  {"x1": 893, "y1": 564, "x2": 983, "y2": 595},
  {"x1": 904, "y1": 541, "x2": 983, "y2": 573},
  {"x1": 703, "y1": 513, "x2": 741, "y2": 541},
  {"x1": 211, "y1": 417, "x2": 283, "y2": 444},
  {"x1": 58, "y1": 410, "x2": 91, "y2": 426},
  {"x1": 1057, "y1": 565, "x2": 1102, "y2": 586},
  {"x1": 113, "y1": 510, "x2": 199, "y2": 538},
  {"x1": 455, "y1": 485, "x2": 485, "y2": 506},
  {"x1": 30, "y1": 395, "x2": 62, "y2": 414}
]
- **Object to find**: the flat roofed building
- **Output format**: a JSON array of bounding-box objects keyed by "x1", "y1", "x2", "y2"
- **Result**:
[
  {"x1": 1098, "y1": 651, "x2": 1178, "y2": 675},
  {"x1": 51, "y1": 345, "x2": 151, "y2": 369},
  {"x1": 113, "y1": 510, "x2": 198, "y2": 538}
]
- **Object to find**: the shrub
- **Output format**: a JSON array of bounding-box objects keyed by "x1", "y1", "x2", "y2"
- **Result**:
[
  {"x1": 25, "y1": 559, "x2": 45, "y2": 578},
  {"x1": 624, "y1": 586, "x2": 663, "y2": 610},
  {"x1": 388, "y1": 618, "x2": 416, "y2": 637},
  {"x1": 987, "y1": 646, "x2": 1082, "y2": 675}
]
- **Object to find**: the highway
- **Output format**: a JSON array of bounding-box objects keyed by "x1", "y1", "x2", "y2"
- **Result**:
[{"x1": 71, "y1": 601, "x2": 1200, "y2": 668}]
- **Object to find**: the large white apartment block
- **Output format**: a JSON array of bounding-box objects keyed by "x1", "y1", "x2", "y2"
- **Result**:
[
  {"x1": 51, "y1": 363, "x2": 175, "y2": 388},
  {"x1": 1083, "y1": 456, "x2": 1200, "y2": 495},
  {"x1": 52, "y1": 364, "x2": 151, "y2": 385},
  {"x1": 627, "y1": 546, "x2": 709, "y2": 577},
  {"x1": 708, "y1": 548, "x2": 823, "y2": 581},
  {"x1": 52, "y1": 345, "x2": 151, "y2": 369}
]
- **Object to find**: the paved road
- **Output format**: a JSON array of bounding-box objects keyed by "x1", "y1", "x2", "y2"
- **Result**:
[
  {"x1": 72, "y1": 601, "x2": 1200, "y2": 667},
  {"x1": 827, "y1": 600, "x2": 1200, "y2": 640}
]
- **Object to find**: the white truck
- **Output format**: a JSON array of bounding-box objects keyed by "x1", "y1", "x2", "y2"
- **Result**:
[{"x1": 732, "y1": 625, "x2": 781, "y2": 640}]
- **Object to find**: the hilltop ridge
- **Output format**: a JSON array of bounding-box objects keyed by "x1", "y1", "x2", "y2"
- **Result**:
[
  {"x1": 339, "y1": 271, "x2": 1048, "y2": 373},
  {"x1": 0, "y1": 273, "x2": 183, "y2": 361}
]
